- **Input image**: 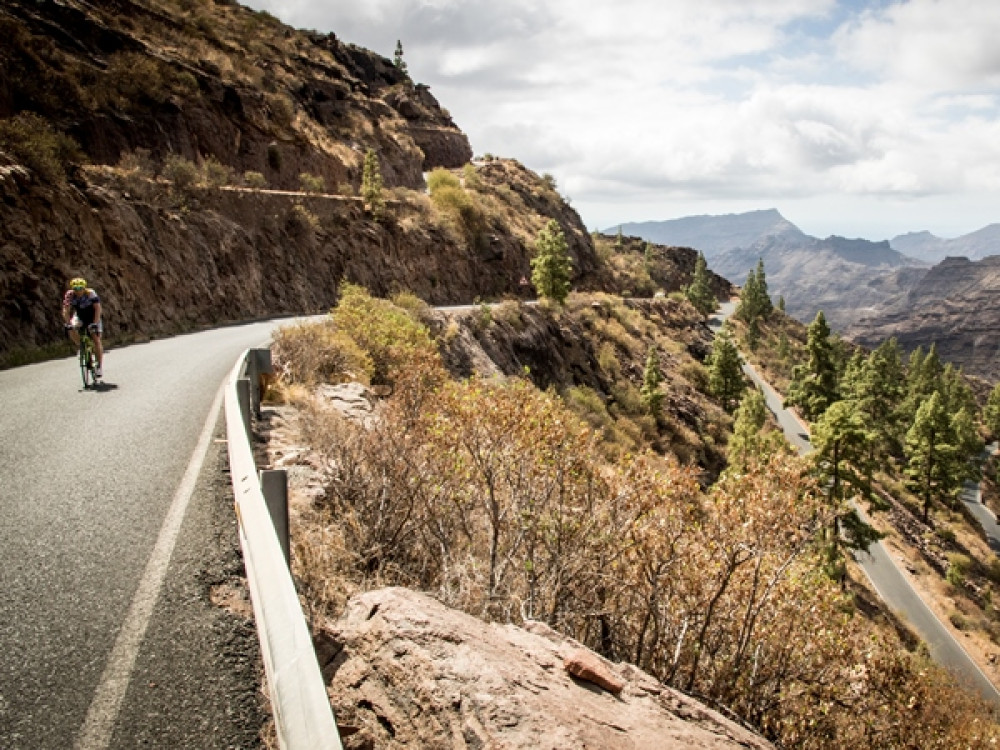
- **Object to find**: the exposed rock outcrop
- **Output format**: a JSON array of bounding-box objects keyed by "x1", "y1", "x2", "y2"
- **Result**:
[
  {"x1": 0, "y1": 0, "x2": 470, "y2": 192},
  {"x1": 317, "y1": 587, "x2": 774, "y2": 750},
  {"x1": 0, "y1": 166, "x2": 593, "y2": 357}
]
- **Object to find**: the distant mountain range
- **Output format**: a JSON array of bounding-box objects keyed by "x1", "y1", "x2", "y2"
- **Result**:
[
  {"x1": 611, "y1": 210, "x2": 999, "y2": 382},
  {"x1": 612, "y1": 210, "x2": 931, "y2": 330},
  {"x1": 890, "y1": 225, "x2": 1000, "y2": 264}
]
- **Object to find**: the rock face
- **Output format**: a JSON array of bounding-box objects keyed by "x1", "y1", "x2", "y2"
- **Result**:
[
  {"x1": 0, "y1": 0, "x2": 471, "y2": 193},
  {"x1": 0, "y1": 161, "x2": 595, "y2": 357},
  {"x1": 318, "y1": 587, "x2": 773, "y2": 750},
  {"x1": 846, "y1": 255, "x2": 1000, "y2": 384}
]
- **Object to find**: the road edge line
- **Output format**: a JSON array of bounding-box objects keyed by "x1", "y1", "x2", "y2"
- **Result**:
[{"x1": 74, "y1": 382, "x2": 225, "y2": 750}]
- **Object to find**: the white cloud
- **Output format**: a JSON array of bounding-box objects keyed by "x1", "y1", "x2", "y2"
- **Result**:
[{"x1": 243, "y1": 0, "x2": 1000, "y2": 239}]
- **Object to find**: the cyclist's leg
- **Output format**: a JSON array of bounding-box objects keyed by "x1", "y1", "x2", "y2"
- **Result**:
[{"x1": 92, "y1": 328, "x2": 103, "y2": 368}]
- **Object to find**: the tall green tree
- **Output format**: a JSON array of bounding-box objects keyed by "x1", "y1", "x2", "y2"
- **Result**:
[
  {"x1": 726, "y1": 389, "x2": 785, "y2": 471},
  {"x1": 785, "y1": 311, "x2": 838, "y2": 422},
  {"x1": 905, "y1": 391, "x2": 961, "y2": 521},
  {"x1": 812, "y1": 399, "x2": 871, "y2": 508},
  {"x1": 752, "y1": 257, "x2": 773, "y2": 317},
  {"x1": 986, "y1": 382, "x2": 1000, "y2": 439},
  {"x1": 707, "y1": 324, "x2": 745, "y2": 412},
  {"x1": 531, "y1": 219, "x2": 572, "y2": 305},
  {"x1": 685, "y1": 251, "x2": 717, "y2": 316},
  {"x1": 361, "y1": 148, "x2": 385, "y2": 218},
  {"x1": 842, "y1": 338, "x2": 907, "y2": 461},
  {"x1": 735, "y1": 257, "x2": 772, "y2": 324},
  {"x1": 393, "y1": 39, "x2": 408, "y2": 75},
  {"x1": 640, "y1": 348, "x2": 664, "y2": 417}
]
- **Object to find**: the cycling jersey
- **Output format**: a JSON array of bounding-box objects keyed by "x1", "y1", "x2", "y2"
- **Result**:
[{"x1": 63, "y1": 288, "x2": 100, "y2": 324}]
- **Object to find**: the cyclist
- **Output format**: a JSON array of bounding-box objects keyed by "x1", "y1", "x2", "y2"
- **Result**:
[{"x1": 63, "y1": 277, "x2": 104, "y2": 378}]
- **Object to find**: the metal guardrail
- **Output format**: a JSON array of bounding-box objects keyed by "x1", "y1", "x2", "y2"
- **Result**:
[{"x1": 224, "y1": 349, "x2": 342, "y2": 750}]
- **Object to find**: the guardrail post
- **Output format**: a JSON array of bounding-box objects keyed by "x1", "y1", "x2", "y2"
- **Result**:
[
  {"x1": 260, "y1": 469, "x2": 290, "y2": 567},
  {"x1": 250, "y1": 348, "x2": 273, "y2": 417},
  {"x1": 237, "y1": 377, "x2": 252, "y2": 438}
]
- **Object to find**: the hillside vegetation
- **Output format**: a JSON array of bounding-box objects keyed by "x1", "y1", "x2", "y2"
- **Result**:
[{"x1": 265, "y1": 285, "x2": 1000, "y2": 749}]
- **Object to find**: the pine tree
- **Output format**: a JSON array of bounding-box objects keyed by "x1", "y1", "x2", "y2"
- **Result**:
[
  {"x1": 393, "y1": 40, "x2": 408, "y2": 75},
  {"x1": 785, "y1": 311, "x2": 838, "y2": 422},
  {"x1": 844, "y1": 338, "x2": 907, "y2": 463},
  {"x1": 736, "y1": 269, "x2": 759, "y2": 323},
  {"x1": 361, "y1": 148, "x2": 385, "y2": 218},
  {"x1": 685, "y1": 252, "x2": 717, "y2": 316},
  {"x1": 531, "y1": 219, "x2": 572, "y2": 305},
  {"x1": 727, "y1": 389, "x2": 774, "y2": 471},
  {"x1": 735, "y1": 258, "x2": 772, "y2": 324},
  {"x1": 777, "y1": 295, "x2": 785, "y2": 313},
  {"x1": 951, "y1": 407, "x2": 983, "y2": 482},
  {"x1": 753, "y1": 257, "x2": 773, "y2": 317},
  {"x1": 811, "y1": 398, "x2": 882, "y2": 583},
  {"x1": 986, "y1": 382, "x2": 1000, "y2": 439},
  {"x1": 812, "y1": 399, "x2": 871, "y2": 508},
  {"x1": 707, "y1": 324, "x2": 745, "y2": 412},
  {"x1": 905, "y1": 391, "x2": 960, "y2": 521},
  {"x1": 640, "y1": 348, "x2": 664, "y2": 417}
]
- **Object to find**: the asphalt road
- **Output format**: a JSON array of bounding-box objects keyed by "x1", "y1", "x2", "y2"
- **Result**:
[
  {"x1": 708, "y1": 303, "x2": 1000, "y2": 705},
  {"x1": 960, "y1": 443, "x2": 1000, "y2": 554},
  {"x1": 0, "y1": 321, "x2": 284, "y2": 749}
]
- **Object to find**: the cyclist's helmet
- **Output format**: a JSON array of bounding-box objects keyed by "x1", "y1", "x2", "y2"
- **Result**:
[{"x1": 70, "y1": 277, "x2": 87, "y2": 290}]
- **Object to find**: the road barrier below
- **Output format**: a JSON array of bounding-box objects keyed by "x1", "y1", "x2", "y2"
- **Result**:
[{"x1": 225, "y1": 348, "x2": 342, "y2": 750}]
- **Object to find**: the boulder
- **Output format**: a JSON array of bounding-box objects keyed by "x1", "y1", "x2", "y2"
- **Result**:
[{"x1": 318, "y1": 587, "x2": 773, "y2": 749}]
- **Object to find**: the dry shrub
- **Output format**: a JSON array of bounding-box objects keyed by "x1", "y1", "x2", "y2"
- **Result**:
[
  {"x1": 491, "y1": 299, "x2": 524, "y2": 328},
  {"x1": 0, "y1": 113, "x2": 83, "y2": 183},
  {"x1": 333, "y1": 284, "x2": 441, "y2": 386},
  {"x1": 390, "y1": 290, "x2": 433, "y2": 327},
  {"x1": 271, "y1": 319, "x2": 372, "y2": 386},
  {"x1": 202, "y1": 156, "x2": 231, "y2": 187}
]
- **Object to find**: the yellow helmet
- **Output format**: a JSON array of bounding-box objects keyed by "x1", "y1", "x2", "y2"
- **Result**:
[{"x1": 70, "y1": 277, "x2": 87, "y2": 290}]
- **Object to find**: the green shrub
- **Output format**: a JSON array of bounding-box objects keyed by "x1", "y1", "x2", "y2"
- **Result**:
[
  {"x1": 427, "y1": 167, "x2": 461, "y2": 193},
  {"x1": 679, "y1": 360, "x2": 710, "y2": 393},
  {"x1": 287, "y1": 203, "x2": 320, "y2": 236},
  {"x1": 244, "y1": 170, "x2": 267, "y2": 188},
  {"x1": 597, "y1": 342, "x2": 620, "y2": 379},
  {"x1": 946, "y1": 553, "x2": 972, "y2": 587},
  {"x1": 333, "y1": 284, "x2": 440, "y2": 385},
  {"x1": 203, "y1": 157, "x2": 231, "y2": 187},
  {"x1": 564, "y1": 386, "x2": 612, "y2": 432},
  {"x1": 0, "y1": 113, "x2": 83, "y2": 183},
  {"x1": 299, "y1": 172, "x2": 325, "y2": 194},
  {"x1": 163, "y1": 154, "x2": 199, "y2": 192}
]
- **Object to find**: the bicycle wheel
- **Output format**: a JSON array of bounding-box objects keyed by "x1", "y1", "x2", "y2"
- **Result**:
[{"x1": 79, "y1": 339, "x2": 93, "y2": 388}]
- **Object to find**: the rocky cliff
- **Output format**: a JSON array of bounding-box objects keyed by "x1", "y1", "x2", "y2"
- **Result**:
[
  {"x1": 846, "y1": 255, "x2": 1000, "y2": 384},
  {"x1": 0, "y1": 0, "x2": 603, "y2": 362}
]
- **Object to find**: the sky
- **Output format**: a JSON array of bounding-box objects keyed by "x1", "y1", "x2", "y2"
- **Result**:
[{"x1": 240, "y1": 0, "x2": 1000, "y2": 241}]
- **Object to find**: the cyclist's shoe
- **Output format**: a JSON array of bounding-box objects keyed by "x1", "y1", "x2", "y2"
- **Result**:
[{"x1": 95, "y1": 365, "x2": 103, "y2": 378}]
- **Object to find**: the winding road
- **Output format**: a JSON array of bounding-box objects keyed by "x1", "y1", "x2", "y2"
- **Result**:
[
  {"x1": 709, "y1": 303, "x2": 1000, "y2": 705},
  {"x1": 0, "y1": 321, "x2": 284, "y2": 749}
]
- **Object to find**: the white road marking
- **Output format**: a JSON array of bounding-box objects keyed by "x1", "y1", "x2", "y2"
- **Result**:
[{"x1": 74, "y1": 382, "x2": 225, "y2": 749}]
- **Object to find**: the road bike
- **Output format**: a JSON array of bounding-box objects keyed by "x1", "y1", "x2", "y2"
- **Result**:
[{"x1": 78, "y1": 326, "x2": 100, "y2": 388}]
